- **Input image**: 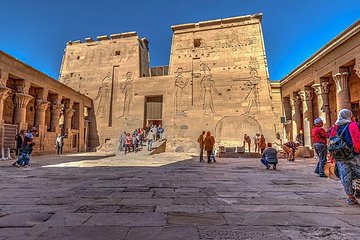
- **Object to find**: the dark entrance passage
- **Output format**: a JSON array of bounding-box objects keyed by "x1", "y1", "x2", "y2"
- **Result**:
[{"x1": 144, "y1": 96, "x2": 163, "y2": 127}]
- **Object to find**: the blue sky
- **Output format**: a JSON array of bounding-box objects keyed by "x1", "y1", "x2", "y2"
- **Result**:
[{"x1": 0, "y1": 0, "x2": 359, "y2": 80}]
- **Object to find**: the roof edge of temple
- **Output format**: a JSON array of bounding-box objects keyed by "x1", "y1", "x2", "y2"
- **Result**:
[
  {"x1": 66, "y1": 31, "x2": 139, "y2": 46},
  {"x1": 171, "y1": 13, "x2": 263, "y2": 32}
]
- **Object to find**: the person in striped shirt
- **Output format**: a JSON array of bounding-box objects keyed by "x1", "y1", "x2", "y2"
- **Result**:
[{"x1": 282, "y1": 141, "x2": 300, "y2": 161}]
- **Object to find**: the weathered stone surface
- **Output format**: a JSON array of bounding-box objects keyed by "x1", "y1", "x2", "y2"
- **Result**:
[{"x1": 0, "y1": 153, "x2": 359, "y2": 239}]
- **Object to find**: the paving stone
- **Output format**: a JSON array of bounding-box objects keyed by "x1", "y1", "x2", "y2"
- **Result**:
[
  {"x1": 84, "y1": 213, "x2": 167, "y2": 226},
  {"x1": 0, "y1": 213, "x2": 53, "y2": 227},
  {"x1": 223, "y1": 212, "x2": 351, "y2": 227},
  {"x1": 43, "y1": 213, "x2": 92, "y2": 226},
  {"x1": 118, "y1": 205, "x2": 155, "y2": 213},
  {"x1": 279, "y1": 226, "x2": 356, "y2": 240},
  {"x1": 36, "y1": 226, "x2": 128, "y2": 240},
  {"x1": 198, "y1": 226, "x2": 289, "y2": 240},
  {"x1": 167, "y1": 212, "x2": 227, "y2": 225},
  {"x1": 125, "y1": 226, "x2": 199, "y2": 240},
  {"x1": 75, "y1": 205, "x2": 120, "y2": 213}
]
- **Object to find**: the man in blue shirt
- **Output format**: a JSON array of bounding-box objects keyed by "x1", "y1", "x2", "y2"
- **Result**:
[{"x1": 261, "y1": 142, "x2": 278, "y2": 170}]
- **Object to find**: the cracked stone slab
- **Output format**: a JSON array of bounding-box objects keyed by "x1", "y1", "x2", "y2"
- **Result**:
[{"x1": 42, "y1": 213, "x2": 93, "y2": 226}]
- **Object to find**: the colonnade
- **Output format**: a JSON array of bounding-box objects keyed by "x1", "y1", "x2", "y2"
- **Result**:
[{"x1": 288, "y1": 67, "x2": 357, "y2": 147}]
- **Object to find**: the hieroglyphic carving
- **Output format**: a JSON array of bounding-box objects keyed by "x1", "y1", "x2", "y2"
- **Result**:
[
  {"x1": 175, "y1": 68, "x2": 190, "y2": 118},
  {"x1": 200, "y1": 64, "x2": 221, "y2": 115},
  {"x1": 94, "y1": 74, "x2": 110, "y2": 119},
  {"x1": 120, "y1": 72, "x2": 133, "y2": 118}
]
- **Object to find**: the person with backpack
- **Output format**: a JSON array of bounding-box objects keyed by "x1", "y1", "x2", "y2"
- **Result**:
[
  {"x1": 328, "y1": 109, "x2": 360, "y2": 205},
  {"x1": 312, "y1": 118, "x2": 328, "y2": 177}
]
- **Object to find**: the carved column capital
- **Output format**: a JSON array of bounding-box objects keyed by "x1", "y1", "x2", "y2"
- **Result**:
[
  {"x1": 299, "y1": 89, "x2": 313, "y2": 102},
  {"x1": 333, "y1": 72, "x2": 349, "y2": 93},
  {"x1": 0, "y1": 87, "x2": 11, "y2": 101},
  {"x1": 15, "y1": 80, "x2": 31, "y2": 95},
  {"x1": 35, "y1": 99, "x2": 49, "y2": 111},
  {"x1": 64, "y1": 107, "x2": 75, "y2": 119},
  {"x1": 354, "y1": 64, "x2": 360, "y2": 78},
  {"x1": 50, "y1": 100, "x2": 63, "y2": 114},
  {"x1": 0, "y1": 69, "x2": 9, "y2": 88},
  {"x1": 312, "y1": 82, "x2": 331, "y2": 95},
  {"x1": 13, "y1": 93, "x2": 33, "y2": 108},
  {"x1": 290, "y1": 94, "x2": 302, "y2": 107}
]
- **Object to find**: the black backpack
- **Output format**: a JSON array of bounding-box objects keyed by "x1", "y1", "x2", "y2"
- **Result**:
[{"x1": 328, "y1": 124, "x2": 354, "y2": 161}]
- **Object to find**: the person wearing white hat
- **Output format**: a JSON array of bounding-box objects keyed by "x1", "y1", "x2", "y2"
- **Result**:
[{"x1": 312, "y1": 118, "x2": 328, "y2": 177}]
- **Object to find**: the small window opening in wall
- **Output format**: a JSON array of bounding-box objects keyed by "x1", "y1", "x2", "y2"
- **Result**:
[
  {"x1": 77, "y1": 56, "x2": 80, "y2": 60},
  {"x1": 105, "y1": 138, "x2": 111, "y2": 143},
  {"x1": 194, "y1": 39, "x2": 202, "y2": 48},
  {"x1": 29, "y1": 106, "x2": 33, "y2": 112},
  {"x1": 351, "y1": 102, "x2": 360, "y2": 110},
  {"x1": 115, "y1": 51, "x2": 121, "y2": 56}
]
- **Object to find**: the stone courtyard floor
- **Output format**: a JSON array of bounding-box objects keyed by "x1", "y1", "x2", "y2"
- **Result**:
[{"x1": 0, "y1": 151, "x2": 360, "y2": 239}]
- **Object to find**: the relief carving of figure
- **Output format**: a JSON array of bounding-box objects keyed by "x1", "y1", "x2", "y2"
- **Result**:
[
  {"x1": 175, "y1": 67, "x2": 189, "y2": 118},
  {"x1": 120, "y1": 71, "x2": 133, "y2": 118},
  {"x1": 243, "y1": 68, "x2": 261, "y2": 115},
  {"x1": 94, "y1": 74, "x2": 110, "y2": 119},
  {"x1": 200, "y1": 64, "x2": 221, "y2": 115}
]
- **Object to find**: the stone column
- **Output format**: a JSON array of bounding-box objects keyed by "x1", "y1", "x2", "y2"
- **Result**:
[
  {"x1": 290, "y1": 93, "x2": 302, "y2": 141},
  {"x1": 34, "y1": 89, "x2": 49, "y2": 131},
  {"x1": 312, "y1": 82, "x2": 331, "y2": 129},
  {"x1": 13, "y1": 93, "x2": 33, "y2": 130},
  {"x1": 50, "y1": 97, "x2": 63, "y2": 133},
  {"x1": 63, "y1": 100, "x2": 75, "y2": 134},
  {"x1": 333, "y1": 72, "x2": 351, "y2": 111},
  {"x1": 34, "y1": 100, "x2": 49, "y2": 129},
  {"x1": 0, "y1": 87, "x2": 10, "y2": 121},
  {"x1": 0, "y1": 69, "x2": 11, "y2": 121},
  {"x1": 299, "y1": 89, "x2": 314, "y2": 147}
]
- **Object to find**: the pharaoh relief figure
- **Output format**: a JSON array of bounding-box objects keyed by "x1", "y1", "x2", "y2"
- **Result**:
[
  {"x1": 200, "y1": 64, "x2": 221, "y2": 115},
  {"x1": 243, "y1": 67, "x2": 261, "y2": 115},
  {"x1": 120, "y1": 71, "x2": 133, "y2": 118},
  {"x1": 94, "y1": 73, "x2": 110, "y2": 119},
  {"x1": 175, "y1": 67, "x2": 190, "y2": 118}
]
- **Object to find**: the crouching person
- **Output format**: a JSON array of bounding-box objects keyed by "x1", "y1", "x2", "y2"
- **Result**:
[
  {"x1": 12, "y1": 141, "x2": 35, "y2": 167},
  {"x1": 261, "y1": 142, "x2": 278, "y2": 170}
]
